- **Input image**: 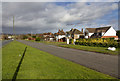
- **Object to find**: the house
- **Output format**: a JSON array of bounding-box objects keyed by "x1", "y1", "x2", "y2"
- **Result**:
[
  {"x1": 8, "y1": 35, "x2": 12, "y2": 39},
  {"x1": 28, "y1": 37, "x2": 36, "y2": 40},
  {"x1": 66, "y1": 28, "x2": 84, "y2": 39},
  {"x1": 84, "y1": 26, "x2": 118, "y2": 40},
  {"x1": 1, "y1": 34, "x2": 9, "y2": 40},
  {"x1": 84, "y1": 28, "x2": 96, "y2": 38},
  {"x1": 43, "y1": 32, "x2": 55, "y2": 41},
  {"x1": 54, "y1": 29, "x2": 66, "y2": 42},
  {"x1": 44, "y1": 35, "x2": 55, "y2": 41},
  {"x1": 43, "y1": 32, "x2": 52, "y2": 38}
]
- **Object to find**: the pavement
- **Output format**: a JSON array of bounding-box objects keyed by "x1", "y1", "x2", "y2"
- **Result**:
[{"x1": 17, "y1": 40, "x2": 118, "y2": 78}]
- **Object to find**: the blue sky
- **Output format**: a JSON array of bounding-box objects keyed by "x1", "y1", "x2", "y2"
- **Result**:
[
  {"x1": 54, "y1": 2, "x2": 118, "y2": 31},
  {"x1": 2, "y1": 2, "x2": 119, "y2": 34},
  {"x1": 55, "y1": 2, "x2": 75, "y2": 6}
]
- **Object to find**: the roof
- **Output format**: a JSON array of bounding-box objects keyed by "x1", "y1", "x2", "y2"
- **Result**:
[
  {"x1": 90, "y1": 26, "x2": 112, "y2": 38},
  {"x1": 95, "y1": 26, "x2": 111, "y2": 33},
  {"x1": 44, "y1": 35, "x2": 55, "y2": 38},
  {"x1": 55, "y1": 29, "x2": 65, "y2": 35},
  {"x1": 86, "y1": 26, "x2": 111, "y2": 33},
  {"x1": 86, "y1": 28, "x2": 96, "y2": 33},
  {"x1": 67, "y1": 28, "x2": 83, "y2": 34},
  {"x1": 43, "y1": 32, "x2": 52, "y2": 35}
]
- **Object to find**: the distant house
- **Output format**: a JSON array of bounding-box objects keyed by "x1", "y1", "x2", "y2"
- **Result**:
[
  {"x1": 66, "y1": 28, "x2": 84, "y2": 39},
  {"x1": 37, "y1": 33, "x2": 43, "y2": 37},
  {"x1": 44, "y1": 35, "x2": 55, "y2": 41},
  {"x1": 1, "y1": 34, "x2": 9, "y2": 40},
  {"x1": 84, "y1": 26, "x2": 118, "y2": 40},
  {"x1": 43, "y1": 32, "x2": 54, "y2": 41},
  {"x1": 28, "y1": 37, "x2": 36, "y2": 40},
  {"x1": 84, "y1": 28, "x2": 96, "y2": 38},
  {"x1": 54, "y1": 29, "x2": 66, "y2": 42},
  {"x1": 43, "y1": 32, "x2": 52, "y2": 37}
]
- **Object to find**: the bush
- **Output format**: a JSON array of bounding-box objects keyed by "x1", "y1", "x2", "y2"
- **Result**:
[
  {"x1": 35, "y1": 37, "x2": 41, "y2": 41},
  {"x1": 69, "y1": 39, "x2": 74, "y2": 44},
  {"x1": 23, "y1": 35, "x2": 28, "y2": 39},
  {"x1": 118, "y1": 43, "x2": 120, "y2": 48},
  {"x1": 32, "y1": 36, "x2": 36, "y2": 38},
  {"x1": 75, "y1": 38, "x2": 119, "y2": 48}
]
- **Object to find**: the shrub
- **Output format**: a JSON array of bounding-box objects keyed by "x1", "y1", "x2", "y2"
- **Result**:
[
  {"x1": 23, "y1": 35, "x2": 28, "y2": 39},
  {"x1": 75, "y1": 38, "x2": 119, "y2": 48},
  {"x1": 69, "y1": 39, "x2": 74, "y2": 44},
  {"x1": 32, "y1": 36, "x2": 36, "y2": 38},
  {"x1": 35, "y1": 37, "x2": 41, "y2": 41}
]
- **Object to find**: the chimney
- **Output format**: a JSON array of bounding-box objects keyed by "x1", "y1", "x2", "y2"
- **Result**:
[
  {"x1": 58, "y1": 29, "x2": 60, "y2": 32},
  {"x1": 71, "y1": 28, "x2": 73, "y2": 31},
  {"x1": 81, "y1": 28, "x2": 83, "y2": 33},
  {"x1": 50, "y1": 32, "x2": 51, "y2": 35}
]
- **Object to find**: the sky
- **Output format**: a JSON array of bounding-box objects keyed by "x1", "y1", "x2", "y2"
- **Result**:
[{"x1": 2, "y1": 2, "x2": 119, "y2": 34}]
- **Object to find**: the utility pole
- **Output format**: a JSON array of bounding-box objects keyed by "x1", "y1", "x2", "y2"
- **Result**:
[{"x1": 13, "y1": 16, "x2": 15, "y2": 40}]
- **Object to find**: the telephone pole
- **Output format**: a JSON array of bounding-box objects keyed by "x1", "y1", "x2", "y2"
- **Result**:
[{"x1": 13, "y1": 16, "x2": 15, "y2": 40}]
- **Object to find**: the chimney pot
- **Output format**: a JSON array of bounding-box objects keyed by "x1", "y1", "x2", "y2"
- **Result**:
[{"x1": 81, "y1": 28, "x2": 83, "y2": 33}]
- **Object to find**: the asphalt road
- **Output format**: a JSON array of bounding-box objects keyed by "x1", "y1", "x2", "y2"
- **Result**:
[
  {"x1": 2, "y1": 40, "x2": 12, "y2": 46},
  {"x1": 18, "y1": 40, "x2": 118, "y2": 78},
  {"x1": 0, "y1": 40, "x2": 12, "y2": 47}
]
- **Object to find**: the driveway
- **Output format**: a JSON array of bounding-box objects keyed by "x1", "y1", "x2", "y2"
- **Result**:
[{"x1": 18, "y1": 40, "x2": 118, "y2": 78}]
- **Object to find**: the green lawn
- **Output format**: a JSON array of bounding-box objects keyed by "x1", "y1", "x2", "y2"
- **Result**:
[
  {"x1": 58, "y1": 44, "x2": 118, "y2": 55},
  {"x1": 2, "y1": 41, "x2": 27, "y2": 79},
  {"x1": 0, "y1": 47, "x2": 2, "y2": 80},
  {"x1": 2, "y1": 41, "x2": 115, "y2": 79}
]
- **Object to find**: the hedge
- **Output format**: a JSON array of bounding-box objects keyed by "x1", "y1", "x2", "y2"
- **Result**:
[
  {"x1": 35, "y1": 37, "x2": 41, "y2": 41},
  {"x1": 75, "y1": 38, "x2": 120, "y2": 48}
]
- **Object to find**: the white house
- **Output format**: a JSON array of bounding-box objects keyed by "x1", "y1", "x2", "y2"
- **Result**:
[
  {"x1": 8, "y1": 36, "x2": 12, "y2": 39},
  {"x1": 84, "y1": 26, "x2": 118, "y2": 40},
  {"x1": 66, "y1": 28, "x2": 84, "y2": 39},
  {"x1": 55, "y1": 29, "x2": 66, "y2": 42},
  {"x1": 84, "y1": 28, "x2": 96, "y2": 38},
  {"x1": 43, "y1": 32, "x2": 55, "y2": 41}
]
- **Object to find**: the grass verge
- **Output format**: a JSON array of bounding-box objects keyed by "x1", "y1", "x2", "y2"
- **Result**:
[
  {"x1": 2, "y1": 41, "x2": 115, "y2": 79},
  {"x1": 58, "y1": 44, "x2": 118, "y2": 55},
  {"x1": 29, "y1": 40, "x2": 118, "y2": 55},
  {"x1": 30, "y1": 40, "x2": 66, "y2": 45}
]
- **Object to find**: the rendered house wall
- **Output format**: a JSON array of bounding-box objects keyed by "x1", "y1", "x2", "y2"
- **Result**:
[
  {"x1": 56, "y1": 35, "x2": 66, "y2": 41},
  {"x1": 103, "y1": 27, "x2": 116, "y2": 36}
]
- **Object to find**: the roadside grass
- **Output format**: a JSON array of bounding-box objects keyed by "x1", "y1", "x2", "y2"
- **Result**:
[
  {"x1": 2, "y1": 41, "x2": 115, "y2": 79},
  {"x1": 29, "y1": 40, "x2": 118, "y2": 55},
  {"x1": 58, "y1": 44, "x2": 119, "y2": 55},
  {"x1": 30, "y1": 40, "x2": 66, "y2": 45},
  {"x1": 2, "y1": 41, "x2": 27, "y2": 79},
  {"x1": 0, "y1": 47, "x2": 2, "y2": 80}
]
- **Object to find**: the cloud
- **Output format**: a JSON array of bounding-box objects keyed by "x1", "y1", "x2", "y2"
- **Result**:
[
  {"x1": 0, "y1": 2, "x2": 2, "y2": 33},
  {"x1": 2, "y1": 2, "x2": 118, "y2": 34},
  {"x1": 2, "y1": 0, "x2": 119, "y2": 2}
]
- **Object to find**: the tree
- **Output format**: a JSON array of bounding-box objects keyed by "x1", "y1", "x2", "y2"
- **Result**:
[
  {"x1": 116, "y1": 30, "x2": 120, "y2": 38},
  {"x1": 32, "y1": 36, "x2": 36, "y2": 38},
  {"x1": 35, "y1": 37, "x2": 41, "y2": 41},
  {"x1": 23, "y1": 35, "x2": 28, "y2": 39}
]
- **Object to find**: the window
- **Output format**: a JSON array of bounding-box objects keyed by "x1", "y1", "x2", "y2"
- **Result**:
[
  {"x1": 99, "y1": 32, "x2": 102, "y2": 36},
  {"x1": 85, "y1": 32, "x2": 88, "y2": 36}
]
